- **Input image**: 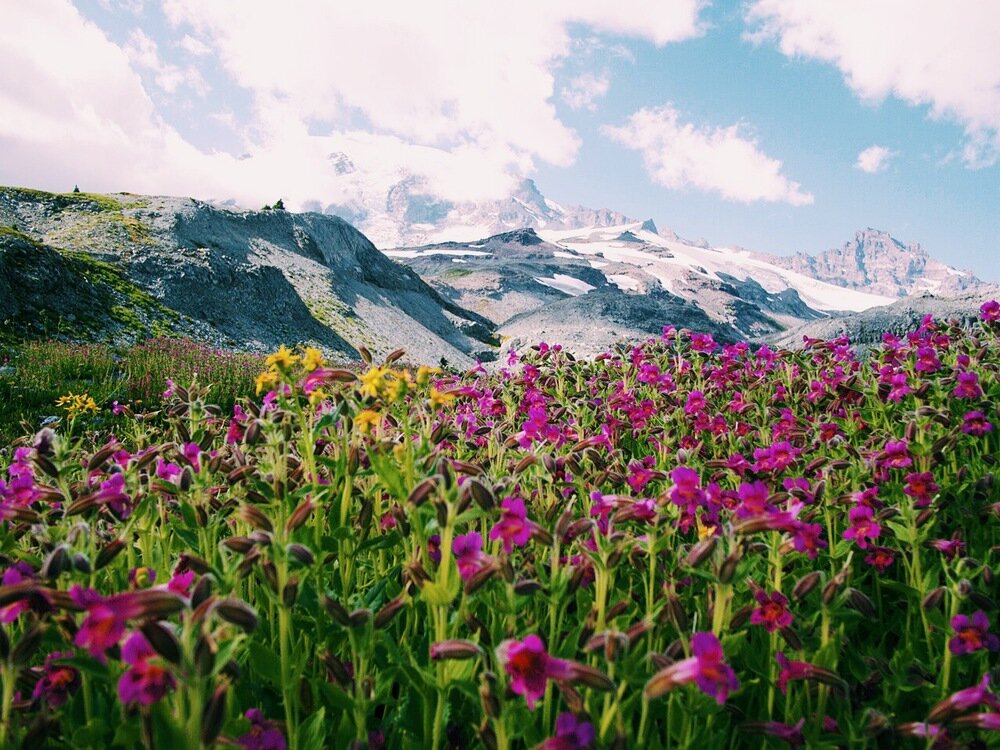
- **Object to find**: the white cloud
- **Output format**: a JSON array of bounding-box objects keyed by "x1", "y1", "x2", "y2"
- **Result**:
[
  {"x1": 177, "y1": 33, "x2": 210, "y2": 57},
  {"x1": 855, "y1": 145, "x2": 896, "y2": 173},
  {"x1": 124, "y1": 28, "x2": 207, "y2": 95},
  {"x1": 159, "y1": 0, "x2": 707, "y2": 200},
  {"x1": 602, "y1": 105, "x2": 814, "y2": 205},
  {"x1": 561, "y1": 72, "x2": 610, "y2": 111},
  {"x1": 0, "y1": 0, "x2": 708, "y2": 221},
  {"x1": 746, "y1": 0, "x2": 1000, "y2": 168}
]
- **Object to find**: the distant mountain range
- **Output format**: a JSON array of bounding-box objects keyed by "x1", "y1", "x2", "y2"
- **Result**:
[{"x1": 1, "y1": 183, "x2": 993, "y2": 363}]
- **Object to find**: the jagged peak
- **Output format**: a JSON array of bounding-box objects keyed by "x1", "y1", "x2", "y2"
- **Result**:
[
  {"x1": 484, "y1": 227, "x2": 543, "y2": 245},
  {"x1": 640, "y1": 218, "x2": 658, "y2": 235}
]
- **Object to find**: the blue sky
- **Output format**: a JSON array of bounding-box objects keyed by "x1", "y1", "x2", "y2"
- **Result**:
[{"x1": 1, "y1": 1, "x2": 998, "y2": 279}]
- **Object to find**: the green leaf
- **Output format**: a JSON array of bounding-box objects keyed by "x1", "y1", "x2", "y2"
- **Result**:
[
  {"x1": 248, "y1": 641, "x2": 283, "y2": 686},
  {"x1": 72, "y1": 719, "x2": 111, "y2": 748},
  {"x1": 178, "y1": 499, "x2": 198, "y2": 527},
  {"x1": 297, "y1": 707, "x2": 327, "y2": 750}
]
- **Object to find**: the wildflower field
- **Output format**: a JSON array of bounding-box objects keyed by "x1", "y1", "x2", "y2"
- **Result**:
[{"x1": 1, "y1": 303, "x2": 998, "y2": 749}]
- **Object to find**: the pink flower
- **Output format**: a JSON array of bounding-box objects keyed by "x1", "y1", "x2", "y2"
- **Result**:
[
  {"x1": 930, "y1": 536, "x2": 966, "y2": 561},
  {"x1": 736, "y1": 481, "x2": 773, "y2": 519},
  {"x1": 539, "y1": 713, "x2": 595, "y2": 750},
  {"x1": 775, "y1": 652, "x2": 811, "y2": 693},
  {"x1": 904, "y1": 472, "x2": 939, "y2": 508},
  {"x1": 843, "y1": 505, "x2": 881, "y2": 550},
  {"x1": 117, "y1": 632, "x2": 176, "y2": 706},
  {"x1": 489, "y1": 497, "x2": 533, "y2": 554},
  {"x1": 238, "y1": 709, "x2": 287, "y2": 750},
  {"x1": 880, "y1": 440, "x2": 912, "y2": 469},
  {"x1": 953, "y1": 371, "x2": 983, "y2": 399},
  {"x1": 645, "y1": 632, "x2": 739, "y2": 705},
  {"x1": 949, "y1": 611, "x2": 1000, "y2": 655},
  {"x1": 496, "y1": 635, "x2": 574, "y2": 710},
  {"x1": 668, "y1": 467, "x2": 705, "y2": 514},
  {"x1": 70, "y1": 586, "x2": 183, "y2": 662},
  {"x1": 750, "y1": 591, "x2": 793, "y2": 633},
  {"x1": 1, "y1": 562, "x2": 35, "y2": 623},
  {"x1": 864, "y1": 546, "x2": 896, "y2": 573},
  {"x1": 962, "y1": 410, "x2": 993, "y2": 436},
  {"x1": 740, "y1": 719, "x2": 805, "y2": 749},
  {"x1": 453, "y1": 532, "x2": 489, "y2": 581},
  {"x1": 981, "y1": 299, "x2": 1000, "y2": 322},
  {"x1": 31, "y1": 651, "x2": 81, "y2": 708}
]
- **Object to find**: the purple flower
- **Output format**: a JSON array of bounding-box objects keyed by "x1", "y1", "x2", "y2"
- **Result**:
[
  {"x1": 117, "y1": 632, "x2": 176, "y2": 706},
  {"x1": 1, "y1": 562, "x2": 35, "y2": 623},
  {"x1": 736, "y1": 481, "x2": 773, "y2": 519},
  {"x1": 539, "y1": 713, "x2": 595, "y2": 750},
  {"x1": 182, "y1": 442, "x2": 201, "y2": 472},
  {"x1": 930, "y1": 674, "x2": 1000, "y2": 722},
  {"x1": 775, "y1": 652, "x2": 811, "y2": 694},
  {"x1": 843, "y1": 505, "x2": 881, "y2": 550},
  {"x1": 489, "y1": 497, "x2": 533, "y2": 555},
  {"x1": 740, "y1": 719, "x2": 806, "y2": 749},
  {"x1": 644, "y1": 632, "x2": 739, "y2": 705},
  {"x1": 981, "y1": 299, "x2": 1000, "y2": 322},
  {"x1": 949, "y1": 611, "x2": 1000, "y2": 655},
  {"x1": 750, "y1": 591, "x2": 793, "y2": 633},
  {"x1": 668, "y1": 467, "x2": 705, "y2": 514},
  {"x1": 864, "y1": 546, "x2": 896, "y2": 572},
  {"x1": 453, "y1": 532, "x2": 489, "y2": 581},
  {"x1": 496, "y1": 635, "x2": 574, "y2": 710},
  {"x1": 962, "y1": 410, "x2": 993, "y2": 436},
  {"x1": 31, "y1": 651, "x2": 80, "y2": 708},
  {"x1": 238, "y1": 708, "x2": 287, "y2": 750},
  {"x1": 953, "y1": 371, "x2": 983, "y2": 399},
  {"x1": 903, "y1": 472, "x2": 939, "y2": 508},
  {"x1": 880, "y1": 440, "x2": 912, "y2": 469}
]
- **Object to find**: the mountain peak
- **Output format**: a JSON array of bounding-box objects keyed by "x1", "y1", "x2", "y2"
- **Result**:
[{"x1": 640, "y1": 218, "x2": 659, "y2": 235}]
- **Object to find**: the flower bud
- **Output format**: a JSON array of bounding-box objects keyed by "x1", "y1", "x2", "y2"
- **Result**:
[
  {"x1": 685, "y1": 537, "x2": 717, "y2": 568},
  {"x1": 430, "y1": 640, "x2": 483, "y2": 661},
  {"x1": 792, "y1": 571, "x2": 822, "y2": 601},
  {"x1": 200, "y1": 681, "x2": 228, "y2": 745},
  {"x1": 323, "y1": 596, "x2": 352, "y2": 626},
  {"x1": 215, "y1": 598, "x2": 258, "y2": 632},
  {"x1": 282, "y1": 577, "x2": 299, "y2": 608},
  {"x1": 921, "y1": 587, "x2": 946, "y2": 611},
  {"x1": 348, "y1": 608, "x2": 372, "y2": 628},
  {"x1": 195, "y1": 632, "x2": 217, "y2": 677},
  {"x1": 11, "y1": 623, "x2": 44, "y2": 666},
  {"x1": 286, "y1": 499, "x2": 316, "y2": 533},
  {"x1": 718, "y1": 546, "x2": 743, "y2": 584},
  {"x1": 845, "y1": 588, "x2": 876, "y2": 618},
  {"x1": 957, "y1": 578, "x2": 972, "y2": 597},
  {"x1": 40, "y1": 545, "x2": 72, "y2": 579},
  {"x1": 237, "y1": 505, "x2": 274, "y2": 532},
  {"x1": 374, "y1": 595, "x2": 407, "y2": 629},
  {"x1": 141, "y1": 622, "x2": 181, "y2": 664}
]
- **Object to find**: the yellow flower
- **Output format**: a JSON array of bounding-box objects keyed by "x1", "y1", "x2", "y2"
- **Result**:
[
  {"x1": 56, "y1": 392, "x2": 99, "y2": 418},
  {"x1": 255, "y1": 369, "x2": 279, "y2": 395},
  {"x1": 355, "y1": 409, "x2": 381, "y2": 434},
  {"x1": 301, "y1": 346, "x2": 325, "y2": 372},
  {"x1": 265, "y1": 344, "x2": 299, "y2": 371},
  {"x1": 416, "y1": 365, "x2": 441, "y2": 387},
  {"x1": 696, "y1": 516, "x2": 716, "y2": 541},
  {"x1": 359, "y1": 366, "x2": 387, "y2": 399},
  {"x1": 429, "y1": 387, "x2": 456, "y2": 408}
]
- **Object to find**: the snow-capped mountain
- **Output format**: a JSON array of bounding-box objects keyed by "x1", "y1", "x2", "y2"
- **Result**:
[
  {"x1": 753, "y1": 228, "x2": 986, "y2": 298},
  {"x1": 307, "y1": 159, "x2": 632, "y2": 248}
]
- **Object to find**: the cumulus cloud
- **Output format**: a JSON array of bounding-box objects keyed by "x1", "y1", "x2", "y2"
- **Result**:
[
  {"x1": 124, "y1": 28, "x2": 207, "y2": 94},
  {"x1": 745, "y1": 0, "x2": 1000, "y2": 168},
  {"x1": 0, "y1": 0, "x2": 708, "y2": 213},
  {"x1": 855, "y1": 145, "x2": 896, "y2": 173},
  {"x1": 602, "y1": 105, "x2": 814, "y2": 205},
  {"x1": 561, "y1": 72, "x2": 611, "y2": 111}
]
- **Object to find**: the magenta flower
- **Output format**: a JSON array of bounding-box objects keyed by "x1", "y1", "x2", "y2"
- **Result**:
[
  {"x1": 489, "y1": 497, "x2": 533, "y2": 554},
  {"x1": 70, "y1": 586, "x2": 183, "y2": 662},
  {"x1": 886, "y1": 372, "x2": 912, "y2": 401},
  {"x1": 880, "y1": 440, "x2": 912, "y2": 469},
  {"x1": 539, "y1": 713, "x2": 595, "y2": 750},
  {"x1": 864, "y1": 546, "x2": 896, "y2": 573},
  {"x1": 981, "y1": 299, "x2": 1000, "y2": 321},
  {"x1": 930, "y1": 674, "x2": 1000, "y2": 721},
  {"x1": 181, "y1": 442, "x2": 201, "y2": 472},
  {"x1": 668, "y1": 467, "x2": 705, "y2": 514},
  {"x1": 31, "y1": 652, "x2": 81, "y2": 708},
  {"x1": 962, "y1": 410, "x2": 993, "y2": 436},
  {"x1": 736, "y1": 481, "x2": 773, "y2": 519},
  {"x1": 117, "y1": 632, "x2": 176, "y2": 706},
  {"x1": 843, "y1": 505, "x2": 881, "y2": 550},
  {"x1": 644, "y1": 632, "x2": 739, "y2": 705},
  {"x1": 775, "y1": 652, "x2": 811, "y2": 694},
  {"x1": 1, "y1": 562, "x2": 35, "y2": 623},
  {"x1": 949, "y1": 611, "x2": 1000, "y2": 655},
  {"x1": 953, "y1": 371, "x2": 983, "y2": 399},
  {"x1": 750, "y1": 591, "x2": 794, "y2": 633},
  {"x1": 496, "y1": 635, "x2": 574, "y2": 710},
  {"x1": 427, "y1": 534, "x2": 442, "y2": 565},
  {"x1": 790, "y1": 521, "x2": 828, "y2": 559},
  {"x1": 740, "y1": 719, "x2": 805, "y2": 749},
  {"x1": 238, "y1": 708, "x2": 287, "y2": 750},
  {"x1": 903, "y1": 472, "x2": 939, "y2": 508},
  {"x1": 453, "y1": 532, "x2": 489, "y2": 581},
  {"x1": 930, "y1": 537, "x2": 966, "y2": 561}
]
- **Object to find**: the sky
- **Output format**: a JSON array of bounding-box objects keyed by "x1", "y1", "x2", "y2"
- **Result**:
[{"x1": 1, "y1": 0, "x2": 998, "y2": 279}]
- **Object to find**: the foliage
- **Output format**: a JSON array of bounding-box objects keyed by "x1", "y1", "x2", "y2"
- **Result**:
[{"x1": 0, "y1": 306, "x2": 998, "y2": 749}]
